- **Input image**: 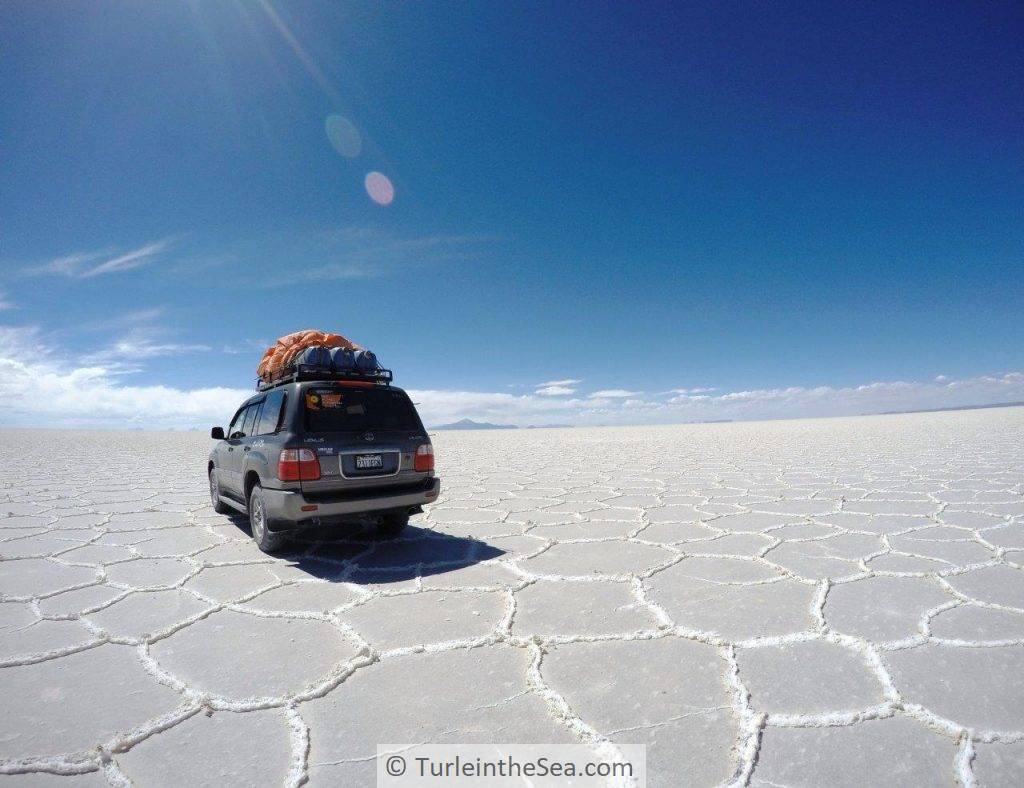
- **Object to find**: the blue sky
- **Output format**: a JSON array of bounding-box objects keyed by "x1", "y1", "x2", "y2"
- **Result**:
[{"x1": 1, "y1": 1, "x2": 1022, "y2": 427}]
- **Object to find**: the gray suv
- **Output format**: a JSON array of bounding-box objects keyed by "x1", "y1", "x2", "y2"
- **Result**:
[{"x1": 208, "y1": 373, "x2": 439, "y2": 553}]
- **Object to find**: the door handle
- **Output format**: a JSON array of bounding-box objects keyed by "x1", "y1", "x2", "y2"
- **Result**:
[
  {"x1": 228, "y1": 447, "x2": 234, "y2": 452},
  {"x1": 243, "y1": 446, "x2": 251, "y2": 452}
]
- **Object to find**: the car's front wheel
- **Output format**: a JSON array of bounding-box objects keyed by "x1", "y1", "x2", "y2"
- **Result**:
[
  {"x1": 209, "y1": 469, "x2": 232, "y2": 515},
  {"x1": 248, "y1": 483, "x2": 288, "y2": 553}
]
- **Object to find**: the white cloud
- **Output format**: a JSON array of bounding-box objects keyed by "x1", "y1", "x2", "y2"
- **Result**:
[
  {"x1": 533, "y1": 378, "x2": 581, "y2": 396},
  {"x1": 406, "y1": 389, "x2": 597, "y2": 428},
  {"x1": 0, "y1": 325, "x2": 44, "y2": 357},
  {"x1": 535, "y1": 385, "x2": 576, "y2": 396},
  {"x1": 0, "y1": 290, "x2": 13, "y2": 311},
  {"x1": 0, "y1": 327, "x2": 245, "y2": 428},
  {"x1": 82, "y1": 339, "x2": 213, "y2": 365},
  {"x1": 589, "y1": 389, "x2": 642, "y2": 399},
  {"x1": 28, "y1": 239, "x2": 172, "y2": 279},
  {"x1": 666, "y1": 387, "x2": 716, "y2": 395},
  {"x1": 1, "y1": 325, "x2": 1023, "y2": 429}
]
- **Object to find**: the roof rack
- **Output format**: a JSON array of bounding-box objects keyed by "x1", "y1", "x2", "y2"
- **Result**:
[{"x1": 256, "y1": 364, "x2": 393, "y2": 392}]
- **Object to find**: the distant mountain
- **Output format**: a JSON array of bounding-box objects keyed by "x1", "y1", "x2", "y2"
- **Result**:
[{"x1": 431, "y1": 418, "x2": 518, "y2": 431}]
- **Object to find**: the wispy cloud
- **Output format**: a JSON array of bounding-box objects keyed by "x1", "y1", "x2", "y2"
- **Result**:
[
  {"x1": 264, "y1": 228, "x2": 493, "y2": 285},
  {"x1": 589, "y1": 389, "x2": 643, "y2": 398},
  {"x1": 82, "y1": 338, "x2": 212, "y2": 365},
  {"x1": 535, "y1": 385, "x2": 577, "y2": 396},
  {"x1": 29, "y1": 251, "x2": 105, "y2": 276},
  {"x1": 533, "y1": 378, "x2": 581, "y2": 396},
  {"x1": 73, "y1": 307, "x2": 212, "y2": 365},
  {"x1": 283, "y1": 264, "x2": 378, "y2": 282},
  {"x1": 27, "y1": 239, "x2": 173, "y2": 279},
  {"x1": 79, "y1": 240, "x2": 170, "y2": 277},
  {"x1": 81, "y1": 307, "x2": 167, "y2": 332},
  {"x1": 0, "y1": 289, "x2": 13, "y2": 311},
  {"x1": 220, "y1": 338, "x2": 272, "y2": 355},
  {"x1": 665, "y1": 387, "x2": 716, "y2": 395}
]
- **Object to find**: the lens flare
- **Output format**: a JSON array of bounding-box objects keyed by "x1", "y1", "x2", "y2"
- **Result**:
[
  {"x1": 325, "y1": 115, "x2": 361, "y2": 158},
  {"x1": 364, "y1": 171, "x2": 395, "y2": 205}
]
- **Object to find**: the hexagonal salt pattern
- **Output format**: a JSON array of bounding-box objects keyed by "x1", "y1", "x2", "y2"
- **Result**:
[{"x1": 1, "y1": 408, "x2": 1023, "y2": 784}]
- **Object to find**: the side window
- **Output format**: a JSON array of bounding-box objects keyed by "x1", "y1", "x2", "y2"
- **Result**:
[
  {"x1": 256, "y1": 390, "x2": 286, "y2": 435},
  {"x1": 228, "y1": 407, "x2": 247, "y2": 438},
  {"x1": 241, "y1": 403, "x2": 260, "y2": 438}
]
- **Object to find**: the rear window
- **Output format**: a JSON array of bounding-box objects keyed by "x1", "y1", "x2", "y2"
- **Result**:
[{"x1": 303, "y1": 387, "x2": 421, "y2": 433}]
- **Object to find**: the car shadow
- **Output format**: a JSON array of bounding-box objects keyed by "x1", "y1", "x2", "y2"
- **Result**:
[{"x1": 223, "y1": 515, "x2": 506, "y2": 585}]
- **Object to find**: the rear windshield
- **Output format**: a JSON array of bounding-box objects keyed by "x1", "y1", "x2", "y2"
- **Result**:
[{"x1": 302, "y1": 386, "x2": 421, "y2": 433}]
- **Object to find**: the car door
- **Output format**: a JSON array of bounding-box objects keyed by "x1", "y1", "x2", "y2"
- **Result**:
[
  {"x1": 238, "y1": 398, "x2": 265, "y2": 495},
  {"x1": 223, "y1": 403, "x2": 255, "y2": 498}
]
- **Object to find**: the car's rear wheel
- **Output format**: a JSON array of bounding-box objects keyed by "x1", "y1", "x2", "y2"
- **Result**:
[
  {"x1": 209, "y1": 469, "x2": 232, "y2": 515},
  {"x1": 248, "y1": 484, "x2": 288, "y2": 553},
  {"x1": 378, "y1": 512, "x2": 409, "y2": 536}
]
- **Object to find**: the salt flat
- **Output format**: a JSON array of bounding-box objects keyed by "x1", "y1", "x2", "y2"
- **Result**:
[{"x1": 2, "y1": 408, "x2": 1024, "y2": 786}]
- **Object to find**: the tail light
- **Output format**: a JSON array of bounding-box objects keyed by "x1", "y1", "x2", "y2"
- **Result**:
[
  {"x1": 414, "y1": 443, "x2": 434, "y2": 472},
  {"x1": 278, "y1": 448, "x2": 321, "y2": 481}
]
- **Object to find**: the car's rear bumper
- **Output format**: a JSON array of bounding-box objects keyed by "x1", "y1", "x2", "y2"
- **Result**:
[{"x1": 263, "y1": 477, "x2": 440, "y2": 530}]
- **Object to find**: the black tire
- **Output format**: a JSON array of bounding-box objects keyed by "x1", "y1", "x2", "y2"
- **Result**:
[
  {"x1": 378, "y1": 513, "x2": 409, "y2": 536},
  {"x1": 209, "y1": 469, "x2": 232, "y2": 515},
  {"x1": 248, "y1": 484, "x2": 288, "y2": 553}
]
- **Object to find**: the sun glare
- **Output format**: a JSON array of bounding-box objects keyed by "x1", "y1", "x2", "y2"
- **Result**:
[{"x1": 364, "y1": 171, "x2": 395, "y2": 205}]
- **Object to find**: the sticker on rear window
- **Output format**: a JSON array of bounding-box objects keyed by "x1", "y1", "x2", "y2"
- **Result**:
[{"x1": 307, "y1": 389, "x2": 346, "y2": 411}]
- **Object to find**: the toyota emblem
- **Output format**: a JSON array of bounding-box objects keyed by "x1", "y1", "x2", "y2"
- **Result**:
[{"x1": 362, "y1": 431, "x2": 375, "y2": 442}]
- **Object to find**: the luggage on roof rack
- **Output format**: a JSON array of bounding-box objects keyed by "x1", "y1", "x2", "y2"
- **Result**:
[
  {"x1": 257, "y1": 329, "x2": 361, "y2": 382},
  {"x1": 255, "y1": 329, "x2": 390, "y2": 390}
]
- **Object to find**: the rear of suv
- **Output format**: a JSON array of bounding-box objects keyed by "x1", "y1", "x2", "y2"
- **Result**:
[{"x1": 208, "y1": 376, "x2": 439, "y2": 553}]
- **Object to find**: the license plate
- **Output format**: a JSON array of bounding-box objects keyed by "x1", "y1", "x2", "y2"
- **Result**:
[{"x1": 354, "y1": 453, "x2": 384, "y2": 470}]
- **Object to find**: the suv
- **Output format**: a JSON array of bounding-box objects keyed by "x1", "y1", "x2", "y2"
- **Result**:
[{"x1": 207, "y1": 374, "x2": 439, "y2": 553}]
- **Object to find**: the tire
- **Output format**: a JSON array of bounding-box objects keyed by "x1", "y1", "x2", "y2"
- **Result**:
[
  {"x1": 209, "y1": 469, "x2": 232, "y2": 515},
  {"x1": 248, "y1": 484, "x2": 288, "y2": 553},
  {"x1": 378, "y1": 513, "x2": 409, "y2": 536}
]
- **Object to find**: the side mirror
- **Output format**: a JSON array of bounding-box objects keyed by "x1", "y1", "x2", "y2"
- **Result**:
[{"x1": 211, "y1": 427, "x2": 225, "y2": 440}]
